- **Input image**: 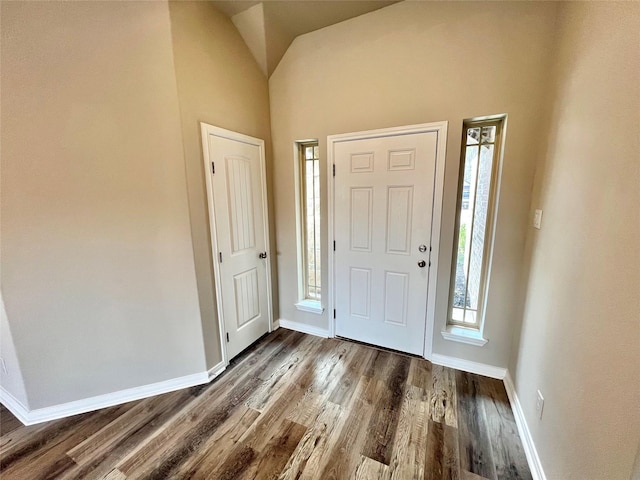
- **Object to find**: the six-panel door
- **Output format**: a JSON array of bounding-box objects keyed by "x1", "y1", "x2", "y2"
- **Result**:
[{"x1": 334, "y1": 132, "x2": 438, "y2": 355}]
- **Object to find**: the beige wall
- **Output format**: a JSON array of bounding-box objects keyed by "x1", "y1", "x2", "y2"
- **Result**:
[
  {"x1": 513, "y1": 3, "x2": 640, "y2": 479},
  {"x1": 168, "y1": 1, "x2": 275, "y2": 369},
  {"x1": 0, "y1": 293, "x2": 29, "y2": 408},
  {"x1": 269, "y1": 1, "x2": 558, "y2": 367},
  {"x1": 1, "y1": 1, "x2": 207, "y2": 408},
  {"x1": 232, "y1": 3, "x2": 268, "y2": 77}
]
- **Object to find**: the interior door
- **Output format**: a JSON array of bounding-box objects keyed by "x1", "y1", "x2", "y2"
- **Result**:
[
  {"x1": 203, "y1": 126, "x2": 271, "y2": 361},
  {"x1": 333, "y1": 130, "x2": 438, "y2": 355}
]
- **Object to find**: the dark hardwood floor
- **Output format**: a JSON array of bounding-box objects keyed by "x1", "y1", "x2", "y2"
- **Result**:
[{"x1": 0, "y1": 329, "x2": 531, "y2": 479}]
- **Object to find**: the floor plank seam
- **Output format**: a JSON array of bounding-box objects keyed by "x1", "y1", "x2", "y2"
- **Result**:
[{"x1": 0, "y1": 330, "x2": 533, "y2": 480}]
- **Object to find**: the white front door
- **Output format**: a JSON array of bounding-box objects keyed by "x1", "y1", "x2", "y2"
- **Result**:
[
  {"x1": 201, "y1": 125, "x2": 271, "y2": 361},
  {"x1": 332, "y1": 127, "x2": 441, "y2": 355}
]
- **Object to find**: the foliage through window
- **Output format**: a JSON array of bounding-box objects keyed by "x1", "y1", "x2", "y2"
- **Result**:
[{"x1": 449, "y1": 118, "x2": 504, "y2": 329}]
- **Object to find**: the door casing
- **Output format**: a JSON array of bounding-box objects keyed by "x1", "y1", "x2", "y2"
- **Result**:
[
  {"x1": 327, "y1": 122, "x2": 448, "y2": 360},
  {"x1": 200, "y1": 123, "x2": 274, "y2": 367}
]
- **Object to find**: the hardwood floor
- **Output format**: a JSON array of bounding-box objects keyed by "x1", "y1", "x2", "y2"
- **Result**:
[{"x1": 0, "y1": 329, "x2": 531, "y2": 480}]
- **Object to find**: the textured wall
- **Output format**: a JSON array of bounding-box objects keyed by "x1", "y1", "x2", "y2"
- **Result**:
[
  {"x1": 269, "y1": 1, "x2": 558, "y2": 368},
  {"x1": 168, "y1": 1, "x2": 275, "y2": 369},
  {"x1": 513, "y1": 3, "x2": 640, "y2": 479},
  {"x1": 0, "y1": 293, "x2": 29, "y2": 408},
  {"x1": 1, "y1": 1, "x2": 206, "y2": 408}
]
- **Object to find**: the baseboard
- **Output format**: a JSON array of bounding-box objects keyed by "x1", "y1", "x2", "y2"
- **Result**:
[
  {"x1": 207, "y1": 361, "x2": 226, "y2": 382},
  {"x1": 4, "y1": 371, "x2": 210, "y2": 426},
  {"x1": 503, "y1": 372, "x2": 547, "y2": 480},
  {"x1": 278, "y1": 318, "x2": 330, "y2": 338},
  {"x1": 0, "y1": 385, "x2": 31, "y2": 425},
  {"x1": 430, "y1": 353, "x2": 507, "y2": 379},
  {"x1": 428, "y1": 357, "x2": 544, "y2": 478},
  {"x1": 272, "y1": 319, "x2": 280, "y2": 330}
]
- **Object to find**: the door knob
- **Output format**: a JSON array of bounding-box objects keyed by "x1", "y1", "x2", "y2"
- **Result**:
[
  {"x1": 259, "y1": 252, "x2": 267, "y2": 259},
  {"x1": 418, "y1": 260, "x2": 426, "y2": 268},
  {"x1": 418, "y1": 244, "x2": 428, "y2": 252}
]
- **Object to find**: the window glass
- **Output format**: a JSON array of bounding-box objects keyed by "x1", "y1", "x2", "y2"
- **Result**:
[
  {"x1": 450, "y1": 119, "x2": 503, "y2": 328},
  {"x1": 300, "y1": 142, "x2": 321, "y2": 301}
]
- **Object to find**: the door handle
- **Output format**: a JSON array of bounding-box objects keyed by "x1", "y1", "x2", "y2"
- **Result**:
[
  {"x1": 259, "y1": 252, "x2": 267, "y2": 259},
  {"x1": 417, "y1": 260, "x2": 426, "y2": 268}
]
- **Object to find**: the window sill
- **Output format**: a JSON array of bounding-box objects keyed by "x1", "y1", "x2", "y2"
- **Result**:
[
  {"x1": 441, "y1": 326, "x2": 488, "y2": 347},
  {"x1": 295, "y1": 300, "x2": 324, "y2": 315}
]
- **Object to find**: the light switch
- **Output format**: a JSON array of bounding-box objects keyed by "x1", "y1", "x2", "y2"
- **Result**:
[{"x1": 533, "y1": 209, "x2": 543, "y2": 229}]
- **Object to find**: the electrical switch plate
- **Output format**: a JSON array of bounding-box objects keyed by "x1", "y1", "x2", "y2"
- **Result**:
[{"x1": 533, "y1": 209, "x2": 543, "y2": 229}]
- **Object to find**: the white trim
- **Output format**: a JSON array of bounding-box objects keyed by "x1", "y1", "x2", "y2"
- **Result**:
[
  {"x1": 0, "y1": 385, "x2": 31, "y2": 425},
  {"x1": 423, "y1": 122, "x2": 448, "y2": 360},
  {"x1": 3, "y1": 372, "x2": 209, "y2": 426},
  {"x1": 278, "y1": 318, "x2": 330, "y2": 338},
  {"x1": 207, "y1": 361, "x2": 226, "y2": 382},
  {"x1": 327, "y1": 132, "x2": 336, "y2": 339},
  {"x1": 293, "y1": 141, "x2": 306, "y2": 304},
  {"x1": 200, "y1": 123, "x2": 274, "y2": 367},
  {"x1": 449, "y1": 114, "x2": 508, "y2": 342},
  {"x1": 441, "y1": 326, "x2": 488, "y2": 346},
  {"x1": 272, "y1": 319, "x2": 280, "y2": 330},
  {"x1": 504, "y1": 372, "x2": 547, "y2": 480},
  {"x1": 431, "y1": 353, "x2": 506, "y2": 379},
  {"x1": 293, "y1": 140, "x2": 322, "y2": 305},
  {"x1": 327, "y1": 121, "x2": 448, "y2": 357},
  {"x1": 294, "y1": 300, "x2": 324, "y2": 315}
]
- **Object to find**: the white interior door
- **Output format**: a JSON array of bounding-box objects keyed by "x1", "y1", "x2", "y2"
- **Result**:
[
  {"x1": 201, "y1": 124, "x2": 271, "y2": 361},
  {"x1": 332, "y1": 127, "x2": 441, "y2": 355}
]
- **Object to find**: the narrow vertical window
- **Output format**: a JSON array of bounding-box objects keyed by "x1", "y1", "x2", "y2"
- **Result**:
[
  {"x1": 448, "y1": 117, "x2": 504, "y2": 333},
  {"x1": 295, "y1": 141, "x2": 323, "y2": 314}
]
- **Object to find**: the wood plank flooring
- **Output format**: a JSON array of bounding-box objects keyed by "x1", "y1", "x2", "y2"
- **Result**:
[{"x1": 0, "y1": 329, "x2": 531, "y2": 479}]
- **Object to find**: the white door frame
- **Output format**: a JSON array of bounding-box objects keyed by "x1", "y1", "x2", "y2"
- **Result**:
[
  {"x1": 200, "y1": 123, "x2": 274, "y2": 367},
  {"x1": 327, "y1": 121, "x2": 448, "y2": 360}
]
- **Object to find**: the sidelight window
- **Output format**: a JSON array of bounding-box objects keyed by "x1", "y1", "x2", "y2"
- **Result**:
[
  {"x1": 295, "y1": 141, "x2": 323, "y2": 314},
  {"x1": 447, "y1": 117, "x2": 505, "y2": 335}
]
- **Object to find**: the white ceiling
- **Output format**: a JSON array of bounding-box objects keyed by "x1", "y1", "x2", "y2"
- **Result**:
[{"x1": 211, "y1": 1, "x2": 398, "y2": 76}]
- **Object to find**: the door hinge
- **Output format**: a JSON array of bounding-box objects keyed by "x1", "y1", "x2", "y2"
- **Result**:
[
  {"x1": 333, "y1": 164, "x2": 335, "y2": 177},
  {"x1": 226, "y1": 332, "x2": 229, "y2": 342},
  {"x1": 211, "y1": 162, "x2": 215, "y2": 175},
  {"x1": 333, "y1": 309, "x2": 336, "y2": 319},
  {"x1": 219, "y1": 252, "x2": 223, "y2": 263},
  {"x1": 333, "y1": 240, "x2": 336, "y2": 251}
]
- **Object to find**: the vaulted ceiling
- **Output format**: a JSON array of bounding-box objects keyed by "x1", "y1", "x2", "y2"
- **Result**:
[{"x1": 211, "y1": 1, "x2": 398, "y2": 76}]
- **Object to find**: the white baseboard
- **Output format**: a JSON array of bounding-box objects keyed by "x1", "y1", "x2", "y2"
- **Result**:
[
  {"x1": 503, "y1": 372, "x2": 547, "y2": 480},
  {"x1": 278, "y1": 318, "x2": 330, "y2": 338},
  {"x1": 0, "y1": 385, "x2": 31, "y2": 425},
  {"x1": 2, "y1": 371, "x2": 210, "y2": 426},
  {"x1": 430, "y1": 353, "x2": 507, "y2": 379},
  {"x1": 427, "y1": 357, "x2": 544, "y2": 479},
  {"x1": 272, "y1": 319, "x2": 280, "y2": 330},
  {"x1": 207, "y1": 361, "x2": 226, "y2": 382}
]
